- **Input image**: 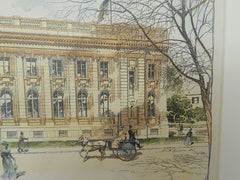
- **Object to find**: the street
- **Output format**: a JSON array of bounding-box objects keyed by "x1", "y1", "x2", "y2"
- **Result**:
[{"x1": 1, "y1": 141, "x2": 208, "y2": 180}]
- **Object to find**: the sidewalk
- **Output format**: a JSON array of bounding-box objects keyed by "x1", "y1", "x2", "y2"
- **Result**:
[
  {"x1": 10, "y1": 141, "x2": 208, "y2": 154},
  {"x1": 11, "y1": 146, "x2": 81, "y2": 154}
]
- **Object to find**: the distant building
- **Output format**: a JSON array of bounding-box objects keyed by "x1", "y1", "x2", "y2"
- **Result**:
[
  {"x1": 0, "y1": 16, "x2": 168, "y2": 141},
  {"x1": 185, "y1": 85, "x2": 203, "y2": 108}
]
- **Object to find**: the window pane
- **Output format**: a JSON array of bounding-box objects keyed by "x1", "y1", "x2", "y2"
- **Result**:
[
  {"x1": 100, "y1": 62, "x2": 108, "y2": 78},
  {"x1": 53, "y1": 90, "x2": 64, "y2": 117},
  {"x1": 100, "y1": 92, "x2": 109, "y2": 117},
  {"x1": 7, "y1": 131, "x2": 17, "y2": 138},
  {"x1": 77, "y1": 61, "x2": 86, "y2": 77},
  {"x1": 52, "y1": 60, "x2": 62, "y2": 76},
  {"x1": 0, "y1": 92, "x2": 13, "y2": 118},
  {"x1": 0, "y1": 57, "x2": 10, "y2": 75},
  {"x1": 59, "y1": 130, "x2": 68, "y2": 137},
  {"x1": 27, "y1": 90, "x2": 39, "y2": 118},
  {"x1": 79, "y1": 90, "x2": 88, "y2": 117},
  {"x1": 26, "y1": 58, "x2": 37, "y2": 76},
  {"x1": 148, "y1": 64, "x2": 155, "y2": 80},
  {"x1": 33, "y1": 131, "x2": 43, "y2": 138},
  {"x1": 129, "y1": 71, "x2": 135, "y2": 93}
]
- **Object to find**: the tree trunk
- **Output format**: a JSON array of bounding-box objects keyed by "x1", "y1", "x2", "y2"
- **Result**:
[{"x1": 200, "y1": 86, "x2": 212, "y2": 180}]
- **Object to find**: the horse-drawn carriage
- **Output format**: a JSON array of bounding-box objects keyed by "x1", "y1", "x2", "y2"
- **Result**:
[{"x1": 78, "y1": 135, "x2": 138, "y2": 161}]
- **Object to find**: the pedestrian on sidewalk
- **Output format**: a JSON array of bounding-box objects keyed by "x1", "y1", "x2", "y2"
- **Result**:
[
  {"x1": 184, "y1": 128, "x2": 194, "y2": 146},
  {"x1": 17, "y1": 131, "x2": 28, "y2": 153},
  {"x1": 0, "y1": 141, "x2": 17, "y2": 180}
]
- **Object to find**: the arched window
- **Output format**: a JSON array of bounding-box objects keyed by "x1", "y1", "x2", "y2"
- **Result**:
[
  {"x1": 100, "y1": 90, "x2": 109, "y2": 117},
  {"x1": 53, "y1": 89, "x2": 64, "y2": 118},
  {"x1": 78, "y1": 89, "x2": 88, "y2": 117},
  {"x1": 148, "y1": 91, "x2": 155, "y2": 117},
  {"x1": 27, "y1": 89, "x2": 39, "y2": 118},
  {"x1": 0, "y1": 89, "x2": 13, "y2": 118}
]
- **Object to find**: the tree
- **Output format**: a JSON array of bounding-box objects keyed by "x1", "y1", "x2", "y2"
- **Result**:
[
  {"x1": 167, "y1": 95, "x2": 194, "y2": 123},
  {"x1": 165, "y1": 66, "x2": 184, "y2": 97},
  {"x1": 193, "y1": 107, "x2": 207, "y2": 122},
  {"x1": 54, "y1": 0, "x2": 214, "y2": 178}
]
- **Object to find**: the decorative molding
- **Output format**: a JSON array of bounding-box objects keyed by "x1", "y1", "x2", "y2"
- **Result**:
[
  {"x1": 52, "y1": 77, "x2": 66, "y2": 87},
  {"x1": 76, "y1": 77, "x2": 90, "y2": 87},
  {"x1": 99, "y1": 78, "x2": 112, "y2": 88},
  {"x1": 147, "y1": 80, "x2": 158, "y2": 89},
  {"x1": 24, "y1": 76, "x2": 41, "y2": 86},
  {"x1": 0, "y1": 75, "x2": 14, "y2": 86},
  {"x1": 0, "y1": 31, "x2": 168, "y2": 52}
]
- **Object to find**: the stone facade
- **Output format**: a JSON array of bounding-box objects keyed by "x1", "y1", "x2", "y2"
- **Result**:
[{"x1": 0, "y1": 16, "x2": 168, "y2": 141}]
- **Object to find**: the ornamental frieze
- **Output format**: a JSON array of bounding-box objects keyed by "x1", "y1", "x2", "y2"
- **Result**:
[
  {"x1": 147, "y1": 80, "x2": 159, "y2": 89},
  {"x1": 99, "y1": 78, "x2": 112, "y2": 88},
  {"x1": 24, "y1": 76, "x2": 41, "y2": 86},
  {"x1": 0, "y1": 75, "x2": 14, "y2": 86},
  {"x1": 52, "y1": 77, "x2": 66, "y2": 87},
  {"x1": 76, "y1": 77, "x2": 90, "y2": 87},
  {"x1": 0, "y1": 32, "x2": 167, "y2": 52}
]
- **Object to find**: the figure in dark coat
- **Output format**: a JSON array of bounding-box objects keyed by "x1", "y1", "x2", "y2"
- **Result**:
[
  {"x1": 128, "y1": 125, "x2": 143, "y2": 149},
  {"x1": 17, "y1": 132, "x2": 28, "y2": 153},
  {"x1": 184, "y1": 128, "x2": 194, "y2": 146},
  {"x1": 1, "y1": 141, "x2": 17, "y2": 180}
]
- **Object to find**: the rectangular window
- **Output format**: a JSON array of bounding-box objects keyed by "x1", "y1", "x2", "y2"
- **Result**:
[
  {"x1": 100, "y1": 62, "x2": 108, "y2": 78},
  {"x1": 148, "y1": 64, "x2": 155, "y2": 80},
  {"x1": 82, "y1": 130, "x2": 92, "y2": 136},
  {"x1": 59, "y1": 130, "x2": 68, "y2": 137},
  {"x1": 0, "y1": 57, "x2": 10, "y2": 75},
  {"x1": 33, "y1": 131, "x2": 43, "y2": 138},
  {"x1": 7, "y1": 131, "x2": 17, "y2": 138},
  {"x1": 104, "y1": 129, "x2": 113, "y2": 136},
  {"x1": 150, "y1": 128, "x2": 159, "y2": 135},
  {"x1": 77, "y1": 61, "x2": 87, "y2": 77},
  {"x1": 26, "y1": 58, "x2": 37, "y2": 76},
  {"x1": 52, "y1": 60, "x2": 63, "y2": 76},
  {"x1": 192, "y1": 97, "x2": 200, "y2": 104},
  {"x1": 129, "y1": 71, "x2": 135, "y2": 93}
]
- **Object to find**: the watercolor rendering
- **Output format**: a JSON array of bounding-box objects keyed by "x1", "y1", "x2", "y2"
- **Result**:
[{"x1": 0, "y1": 0, "x2": 215, "y2": 179}]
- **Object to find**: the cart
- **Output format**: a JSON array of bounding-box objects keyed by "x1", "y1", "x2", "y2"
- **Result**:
[{"x1": 78, "y1": 136, "x2": 137, "y2": 161}]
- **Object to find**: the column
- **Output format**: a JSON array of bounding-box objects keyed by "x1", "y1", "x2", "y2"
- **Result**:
[
  {"x1": 16, "y1": 56, "x2": 27, "y2": 126},
  {"x1": 120, "y1": 57, "x2": 128, "y2": 126},
  {"x1": 92, "y1": 57, "x2": 99, "y2": 122},
  {"x1": 68, "y1": 59, "x2": 77, "y2": 125},
  {"x1": 42, "y1": 57, "x2": 53, "y2": 126}
]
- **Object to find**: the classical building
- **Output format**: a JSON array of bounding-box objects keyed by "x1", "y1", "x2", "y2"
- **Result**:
[{"x1": 0, "y1": 16, "x2": 168, "y2": 141}]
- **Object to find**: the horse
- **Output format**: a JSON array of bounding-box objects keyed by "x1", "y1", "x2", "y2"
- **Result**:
[{"x1": 78, "y1": 135, "x2": 107, "y2": 161}]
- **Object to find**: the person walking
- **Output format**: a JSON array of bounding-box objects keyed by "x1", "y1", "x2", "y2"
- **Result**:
[
  {"x1": 0, "y1": 141, "x2": 17, "y2": 180},
  {"x1": 17, "y1": 132, "x2": 28, "y2": 153},
  {"x1": 184, "y1": 128, "x2": 194, "y2": 146}
]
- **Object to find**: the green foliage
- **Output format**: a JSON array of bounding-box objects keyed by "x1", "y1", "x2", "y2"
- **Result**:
[
  {"x1": 166, "y1": 67, "x2": 184, "y2": 95},
  {"x1": 193, "y1": 107, "x2": 206, "y2": 121},
  {"x1": 167, "y1": 95, "x2": 195, "y2": 123}
]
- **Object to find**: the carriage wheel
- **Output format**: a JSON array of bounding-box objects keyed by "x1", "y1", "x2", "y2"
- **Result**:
[{"x1": 118, "y1": 143, "x2": 136, "y2": 161}]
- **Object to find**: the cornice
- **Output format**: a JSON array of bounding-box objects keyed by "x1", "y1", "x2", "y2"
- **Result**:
[
  {"x1": 0, "y1": 46, "x2": 167, "y2": 61},
  {"x1": 0, "y1": 32, "x2": 168, "y2": 52}
]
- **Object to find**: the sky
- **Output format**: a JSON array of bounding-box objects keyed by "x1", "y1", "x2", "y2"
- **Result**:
[{"x1": 0, "y1": 0, "x2": 65, "y2": 20}]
